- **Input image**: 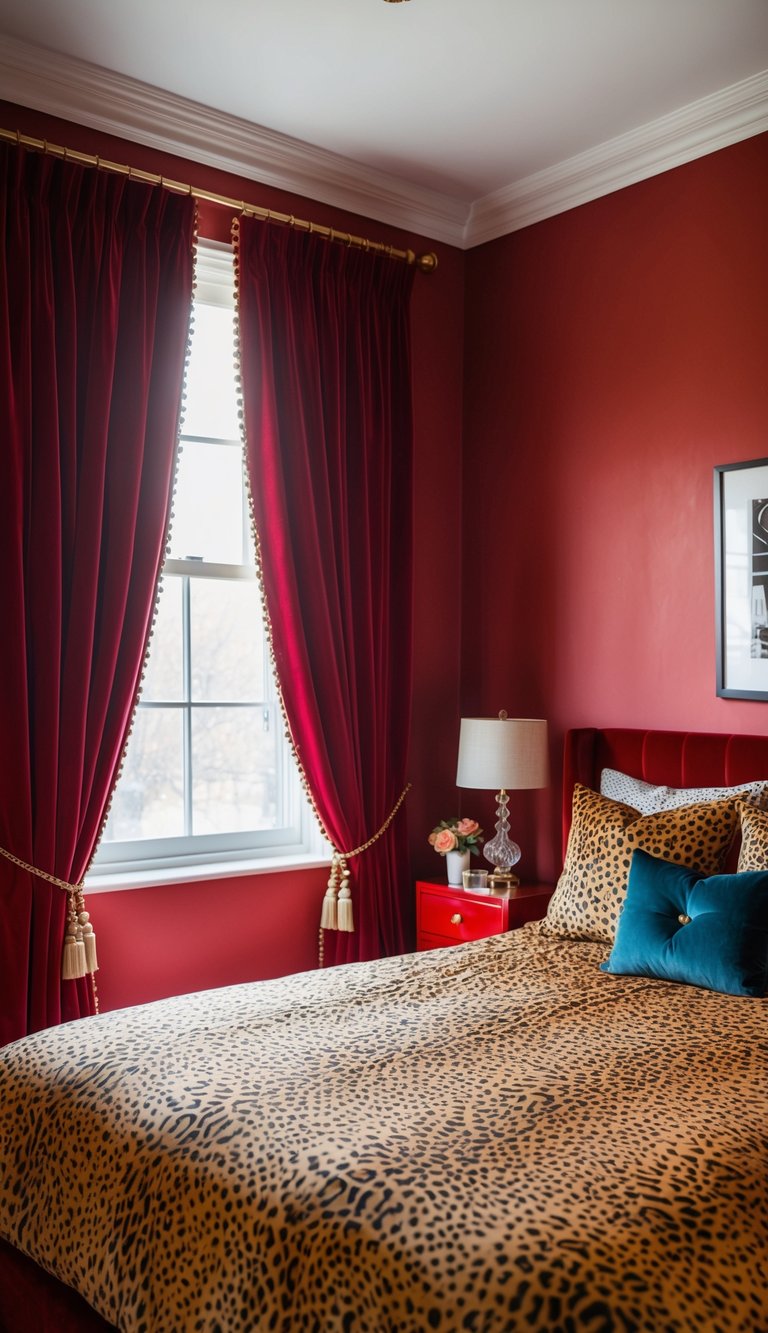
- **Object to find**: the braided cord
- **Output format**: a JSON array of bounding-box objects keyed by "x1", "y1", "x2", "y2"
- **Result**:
[
  {"x1": 341, "y1": 783, "x2": 411, "y2": 859},
  {"x1": 0, "y1": 843, "x2": 83, "y2": 893}
]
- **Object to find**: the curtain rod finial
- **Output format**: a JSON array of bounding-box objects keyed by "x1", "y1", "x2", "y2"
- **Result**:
[{"x1": 416, "y1": 252, "x2": 438, "y2": 273}]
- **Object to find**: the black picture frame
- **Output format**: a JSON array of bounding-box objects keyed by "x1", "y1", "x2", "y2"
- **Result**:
[{"x1": 715, "y1": 457, "x2": 768, "y2": 700}]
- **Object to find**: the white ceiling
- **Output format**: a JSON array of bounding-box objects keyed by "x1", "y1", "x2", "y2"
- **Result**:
[{"x1": 0, "y1": 0, "x2": 767, "y2": 247}]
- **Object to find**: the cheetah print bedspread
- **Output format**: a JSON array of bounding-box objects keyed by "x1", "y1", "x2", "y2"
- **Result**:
[{"x1": 0, "y1": 923, "x2": 766, "y2": 1332}]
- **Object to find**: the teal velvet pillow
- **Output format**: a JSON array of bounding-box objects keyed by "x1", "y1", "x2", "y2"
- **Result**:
[{"x1": 601, "y1": 849, "x2": 768, "y2": 996}]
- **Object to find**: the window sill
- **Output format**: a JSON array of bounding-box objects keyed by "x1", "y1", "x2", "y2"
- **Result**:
[{"x1": 85, "y1": 852, "x2": 331, "y2": 895}]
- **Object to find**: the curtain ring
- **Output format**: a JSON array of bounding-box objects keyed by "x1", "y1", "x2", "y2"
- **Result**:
[{"x1": 288, "y1": 214, "x2": 295, "y2": 228}]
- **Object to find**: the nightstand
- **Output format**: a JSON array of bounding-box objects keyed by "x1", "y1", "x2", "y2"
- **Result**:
[{"x1": 416, "y1": 879, "x2": 553, "y2": 951}]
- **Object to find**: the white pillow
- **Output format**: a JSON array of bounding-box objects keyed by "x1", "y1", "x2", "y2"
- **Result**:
[{"x1": 599, "y1": 767, "x2": 768, "y2": 815}]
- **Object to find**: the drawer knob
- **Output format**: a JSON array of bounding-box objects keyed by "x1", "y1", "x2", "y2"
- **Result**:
[{"x1": 450, "y1": 912, "x2": 463, "y2": 925}]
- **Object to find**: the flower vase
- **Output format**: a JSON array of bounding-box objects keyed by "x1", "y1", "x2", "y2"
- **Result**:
[{"x1": 446, "y1": 849, "x2": 470, "y2": 887}]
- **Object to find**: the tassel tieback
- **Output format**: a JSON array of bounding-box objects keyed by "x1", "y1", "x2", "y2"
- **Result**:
[
  {"x1": 62, "y1": 892, "x2": 99, "y2": 980},
  {"x1": 320, "y1": 783, "x2": 411, "y2": 937},
  {"x1": 320, "y1": 854, "x2": 353, "y2": 933},
  {"x1": 0, "y1": 844, "x2": 98, "y2": 981}
]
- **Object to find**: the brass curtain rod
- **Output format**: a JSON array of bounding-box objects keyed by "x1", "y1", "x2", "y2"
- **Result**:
[{"x1": 0, "y1": 127, "x2": 438, "y2": 273}]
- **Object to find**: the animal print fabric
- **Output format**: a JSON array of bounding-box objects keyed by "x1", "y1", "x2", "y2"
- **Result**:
[
  {"x1": 600, "y1": 766, "x2": 768, "y2": 815},
  {"x1": 543, "y1": 784, "x2": 744, "y2": 944},
  {"x1": 0, "y1": 925, "x2": 767, "y2": 1333},
  {"x1": 737, "y1": 798, "x2": 768, "y2": 871}
]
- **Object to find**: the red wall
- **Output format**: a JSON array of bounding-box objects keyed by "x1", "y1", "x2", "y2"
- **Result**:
[
  {"x1": 8, "y1": 98, "x2": 766, "y2": 999},
  {"x1": 0, "y1": 99, "x2": 466, "y2": 1007},
  {"x1": 89, "y1": 869, "x2": 327, "y2": 1011},
  {"x1": 462, "y1": 133, "x2": 768, "y2": 882}
]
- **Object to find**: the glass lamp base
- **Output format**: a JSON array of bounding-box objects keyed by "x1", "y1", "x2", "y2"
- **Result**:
[{"x1": 483, "y1": 789, "x2": 521, "y2": 880}]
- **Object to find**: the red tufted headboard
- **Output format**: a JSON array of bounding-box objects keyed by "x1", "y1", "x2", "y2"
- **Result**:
[{"x1": 562, "y1": 727, "x2": 768, "y2": 859}]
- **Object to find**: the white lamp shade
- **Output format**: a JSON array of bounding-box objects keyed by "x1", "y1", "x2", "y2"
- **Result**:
[{"x1": 456, "y1": 716, "x2": 548, "y2": 791}]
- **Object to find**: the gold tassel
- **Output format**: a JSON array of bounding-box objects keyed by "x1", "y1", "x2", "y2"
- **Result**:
[
  {"x1": 322, "y1": 854, "x2": 354, "y2": 932},
  {"x1": 79, "y1": 908, "x2": 98, "y2": 974},
  {"x1": 74, "y1": 938, "x2": 87, "y2": 976},
  {"x1": 61, "y1": 933, "x2": 83, "y2": 980},
  {"x1": 336, "y1": 859, "x2": 354, "y2": 932},
  {"x1": 0, "y1": 845, "x2": 98, "y2": 984},
  {"x1": 320, "y1": 857, "x2": 340, "y2": 930},
  {"x1": 316, "y1": 786, "x2": 412, "y2": 951},
  {"x1": 62, "y1": 893, "x2": 87, "y2": 980}
]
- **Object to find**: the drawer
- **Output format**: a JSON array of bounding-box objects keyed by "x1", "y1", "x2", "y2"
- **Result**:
[{"x1": 419, "y1": 889, "x2": 504, "y2": 944}]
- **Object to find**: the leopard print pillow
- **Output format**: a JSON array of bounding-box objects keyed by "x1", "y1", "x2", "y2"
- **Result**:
[
  {"x1": 736, "y1": 799, "x2": 768, "y2": 871},
  {"x1": 542, "y1": 784, "x2": 744, "y2": 944}
]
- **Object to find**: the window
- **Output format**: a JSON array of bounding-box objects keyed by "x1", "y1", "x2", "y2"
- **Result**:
[{"x1": 91, "y1": 242, "x2": 318, "y2": 879}]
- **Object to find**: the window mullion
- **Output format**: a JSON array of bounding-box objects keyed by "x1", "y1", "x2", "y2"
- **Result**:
[
  {"x1": 182, "y1": 575, "x2": 194, "y2": 838},
  {"x1": 241, "y1": 464, "x2": 250, "y2": 567}
]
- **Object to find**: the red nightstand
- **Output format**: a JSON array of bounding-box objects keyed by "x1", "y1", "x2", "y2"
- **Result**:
[{"x1": 416, "y1": 879, "x2": 553, "y2": 951}]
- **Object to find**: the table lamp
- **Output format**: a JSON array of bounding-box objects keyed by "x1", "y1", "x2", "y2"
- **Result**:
[{"x1": 456, "y1": 712, "x2": 548, "y2": 888}]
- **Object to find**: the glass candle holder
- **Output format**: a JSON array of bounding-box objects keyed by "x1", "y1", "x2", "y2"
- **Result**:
[{"x1": 463, "y1": 868, "x2": 489, "y2": 891}]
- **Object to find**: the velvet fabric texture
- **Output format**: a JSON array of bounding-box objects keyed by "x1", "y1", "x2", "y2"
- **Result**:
[
  {"x1": 602, "y1": 849, "x2": 768, "y2": 996},
  {"x1": 235, "y1": 222, "x2": 415, "y2": 964},
  {"x1": 562, "y1": 727, "x2": 768, "y2": 863},
  {"x1": 0, "y1": 144, "x2": 195, "y2": 1043}
]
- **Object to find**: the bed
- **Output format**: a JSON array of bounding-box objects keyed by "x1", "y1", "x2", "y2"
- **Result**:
[{"x1": 1, "y1": 726, "x2": 767, "y2": 1332}]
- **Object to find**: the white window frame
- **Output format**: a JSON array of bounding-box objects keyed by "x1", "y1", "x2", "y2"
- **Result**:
[{"x1": 88, "y1": 240, "x2": 326, "y2": 888}]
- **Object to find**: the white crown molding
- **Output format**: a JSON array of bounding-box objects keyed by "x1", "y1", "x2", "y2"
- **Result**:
[
  {"x1": 0, "y1": 34, "x2": 766, "y2": 252},
  {"x1": 465, "y1": 69, "x2": 768, "y2": 248},
  {"x1": 0, "y1": 34, "x2": 469, "y2": 248}
]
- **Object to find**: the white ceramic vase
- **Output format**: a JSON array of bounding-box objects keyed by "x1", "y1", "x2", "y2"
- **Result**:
[{"x1": 445, "y1": 849, "x2": 471, "y2": 887}]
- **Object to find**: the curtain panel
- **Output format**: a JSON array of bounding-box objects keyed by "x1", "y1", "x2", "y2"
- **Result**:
[
  {"x1": 0, "y1": 144, "x2": 195, "y2": 1043},
  {"x1": 235, "y1": 221, "x2": 415, "y2": 965}
]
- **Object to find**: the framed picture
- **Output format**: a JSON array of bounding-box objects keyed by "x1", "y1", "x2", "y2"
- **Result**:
[{"x1": 714, "y1": 457, "x2": 768, "y2": 699}]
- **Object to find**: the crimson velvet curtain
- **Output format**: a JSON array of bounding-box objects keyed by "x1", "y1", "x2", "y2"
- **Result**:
[
  {"x1": 235, "y1": 221, "x2": 414, "y2": 965},
  {"x1": 0, "y1": 144, "x2": 195, "y2": 1044}
]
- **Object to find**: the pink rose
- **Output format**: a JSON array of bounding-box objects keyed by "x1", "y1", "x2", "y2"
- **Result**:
[
  {"x1": 433, "y1": 828, "x2": 458, "y2": 854},
  {"x1": 455, "y1": 818, "x2": 479, "y2": 837},
  {"x1": 427, "y1": 832, "x2": 437, "y2": 846}
]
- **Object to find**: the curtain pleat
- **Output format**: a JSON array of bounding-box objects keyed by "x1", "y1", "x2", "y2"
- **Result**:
[
  {"x1": 236, "y1": 222, "x2": 415, "y2": 965},
  {"x1": 0, "y1": 144, "x2": 195, "y2": 1043}
]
